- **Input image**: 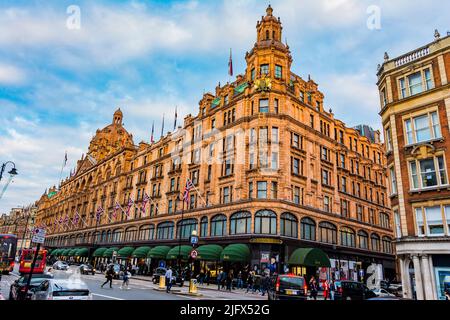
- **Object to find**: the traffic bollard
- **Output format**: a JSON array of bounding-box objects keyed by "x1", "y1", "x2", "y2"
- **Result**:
[
  {"x1": 159, "y1": 275, "x2": 165, "y2": 289},
  {"x1": 189, "y1": 279, "x2": 198, "y2": 294}
]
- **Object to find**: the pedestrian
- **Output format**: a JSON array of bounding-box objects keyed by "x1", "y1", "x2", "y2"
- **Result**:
[
  {"x1": 226, "y1": 272, "x2": 233, "y2": 291},
  {"x1": 254, "y1": 274, "x2": 262, "y2": 294},
  {"x1": 198, "y1": 270, "x2": 205, "y2": 285},
  {"x1": 309, "y1": 276, "x2": 318, "y2": 300},
  {"x1": 165, "y1": 267, "x2": 173, "y2": 293},
  {"x1": 329, "y1": 279, "x2": 336, "y2": 301},
  {"x1": 261, "y1": 274, "x2": 270, "y2": 296},
  {"x1": 237, "y1": 271, "x2": 244, "y2": 289},
  {"x1": 246, "y1": 272, "x2": 254, "y2": 293},
  {"x1": 120, "y1": 269, "x2": 131, "y2": 290},
  {"x1": 206, "y1": 270, "x2": 211, "y2": 286},
  {"x1": 323, "y1": 279, "x2": 330, "y2": 300},
  {"x1": 101, "y1": 266, "x2": 114, "y2": 289}
]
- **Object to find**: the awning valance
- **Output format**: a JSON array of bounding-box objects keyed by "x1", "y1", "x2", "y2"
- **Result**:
[
  {"x1": 132, "y1": 246, "x2": 152, "y2": 258},
  {"x1": 220, "y1": 244, "x2": 250, "y2": 262},
  {"x1": 288, "y1": 248, "x2": 331, "y2": 267},
  {"x1": 93, "y1": 247, "x2": 108, "y2": 257},
  {"x1": 117, "y1": 246, "x2": 135, "y2": 258},
  {"x1": 197, "y1": 245, "x2": 223, "y2": 261},
  {"x1": 166, "y1": 246, "x2": 192, "y2": 260},
  {"x1": 147, "y1": 246, "x2": 171, "y2": 259}
]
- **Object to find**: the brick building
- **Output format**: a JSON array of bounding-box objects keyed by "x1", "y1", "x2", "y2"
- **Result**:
[
  {"x1": 36, "y1": 6, "x2": 395, "y2": 282},
  {"x1": 378, "y1": 31, "x2": 450, "y2": 300}
]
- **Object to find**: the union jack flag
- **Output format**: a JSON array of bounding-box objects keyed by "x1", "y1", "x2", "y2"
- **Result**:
[
  {"x1": 96, "y1": 206, "x2": 104, "y2": 222},
  {"x1": 72, "y1": 211, "x2": 80, "y2": 226},
  {"x1": 112, "y1": 201, "x2": 121, "y2": 219},
  {"x1": 141, "y1": 192, "x2": 151, "y2": 215},
  {"x1": 125, "y1": 197, "x2": 134, "y2": 217},
  {"x1": 183, "y1": 179, "x2": 194, "y2": 204}
]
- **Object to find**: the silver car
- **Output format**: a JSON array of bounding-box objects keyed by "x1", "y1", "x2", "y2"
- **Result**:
[
  {"x1": 52, "y1": 261, "x2": 69, "y2": 271},
  {"x1": 30, "y1": 279, "x2": 92, "y2": 300}
]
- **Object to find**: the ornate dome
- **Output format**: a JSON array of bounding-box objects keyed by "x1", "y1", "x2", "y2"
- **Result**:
[{"x1": 87, "y1": 108, "x2": 134, "y2": 162}]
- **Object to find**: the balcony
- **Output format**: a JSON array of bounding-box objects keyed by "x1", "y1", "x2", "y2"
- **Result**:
[{"x1": 394, "y1": 46, "x2": 430, "y2": 68}]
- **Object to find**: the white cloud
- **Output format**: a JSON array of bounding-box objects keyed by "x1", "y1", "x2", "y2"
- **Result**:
[{"x1": 0, "y1": 63, "x2": 25, "y2": 85}]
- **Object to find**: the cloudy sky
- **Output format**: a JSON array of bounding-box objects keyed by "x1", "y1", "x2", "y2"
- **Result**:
[{"x1": 0, "y1": 0, "x2": 448, "y2": 213}]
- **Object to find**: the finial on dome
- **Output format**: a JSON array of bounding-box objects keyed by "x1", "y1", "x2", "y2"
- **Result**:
[{"x1": 266, "y1": 4, "x2": 273, "y2": 16}]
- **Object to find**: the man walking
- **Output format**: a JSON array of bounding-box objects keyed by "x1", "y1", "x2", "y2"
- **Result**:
[
  {"x1": 120, "y1": 269, "x2": 131, "y2": 290},
  {"x1": 101, "y1": 266, "x2": 115, "y2": 289},
  {"x1": 246, "y1": 272, "x2": 254, "y2": 293},
  {"x1": 165, "y1": 267, "x2": 173, "y2": 293}
]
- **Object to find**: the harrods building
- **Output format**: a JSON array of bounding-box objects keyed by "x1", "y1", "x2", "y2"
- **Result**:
[{"x1": 36, "y1": 6, "x2": 395, "y2": 281}]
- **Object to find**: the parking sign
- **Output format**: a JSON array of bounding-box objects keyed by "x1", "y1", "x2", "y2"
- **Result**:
[{"x1": 31, "y1": 228, "x2": 46, "y2": 244}]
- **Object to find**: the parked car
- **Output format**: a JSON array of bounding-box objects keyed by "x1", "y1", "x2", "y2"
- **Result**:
[
  {"x1": 9, "y1": 273, "x2": 54, "y2": 300},
  {"x1": 152, "y1": 267, "x2": 185, "y2": 287},
  {"x1": 267, "y1": 274, "x2": 308, "y2": 301},
  {"x1": 367, "y1": 296, "x2": 412, "y2": 301},
  {"x1": 52, "y1": 261, "x2": 69, "y2": 271},
  {"x1": 30, "y1": 279, "x2": 92, "y2": 300},
  {"x1": 79, "y1": 264, "x2": 96, "y2": 275},
  {"x1": 372, "y1": 288, "x2": 397, "y2": 298},
  {"x1": 334, "y1": 281, "x2": 377, "y2": 300}
]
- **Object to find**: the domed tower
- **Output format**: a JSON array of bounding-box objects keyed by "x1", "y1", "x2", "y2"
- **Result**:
[
  {"x1": 113, "y1": 108, "x2": 123, "y2": 125},
  {"x1": 245, "y1": 5, "x2": 293, "y2": 87}
]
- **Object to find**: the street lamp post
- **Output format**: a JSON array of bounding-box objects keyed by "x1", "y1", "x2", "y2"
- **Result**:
[
  {"x1": 0, "y1": 161, "x2": 18, "y2": 182},
  {"x1": 18, "y1": 208, "x2": 32, "y2": 259}
]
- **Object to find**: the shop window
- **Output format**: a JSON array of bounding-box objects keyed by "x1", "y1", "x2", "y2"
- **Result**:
[{"x1": 254, "y1": 210, "x2": 277, "y2": 235}]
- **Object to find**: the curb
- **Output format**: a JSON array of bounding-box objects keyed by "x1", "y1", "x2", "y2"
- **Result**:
[{"x1": 153, "y1": 288, "x2": 182, "y2": 293}]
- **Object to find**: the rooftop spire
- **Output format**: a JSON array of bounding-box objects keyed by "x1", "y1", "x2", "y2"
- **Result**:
[{"x1": 266, "y1": 4, "x2": 273, "y2": 16}]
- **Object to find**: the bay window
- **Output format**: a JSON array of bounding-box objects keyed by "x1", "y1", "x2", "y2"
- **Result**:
[
  {"x1": 404, "y1": 111, "x2": 441, "y2": 145},
  {"x1": 409, "y1": 155, "x2": 447, "y2": 190}
]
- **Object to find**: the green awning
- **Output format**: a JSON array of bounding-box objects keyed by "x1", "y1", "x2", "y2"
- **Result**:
[
  {"x1": 117, "y1": 247, "x2": 135, "y2": 258},
  {"x1": 132, "y1": 246, "x2": 152, "y2": 258},
  {"x1": 234, "y1": 82, "x2": 249, "y2": 95},
  {"x1": 68, "y1": 249, "x2": 78, "y2": 257},
  {"x1": 47, "y1": 191, "x2": 57, "y2": 199},
  {"x1": 75, "y1": 248, "x2": 89, "y2": 257},
  {"x1": 220, "y1": 244, "x2": 250, "y2": 262},
  {"x1": 61, "y1": 249, "x2": 72, "y2": 257},
  {"x1": 211, "y1": 97, "x2": 221, "y2": 108},
  {"x1": 47, "y1": 249, "x2": 54, "y2": 255},
  {"x1": 52, "y1": 249, "x2": 61, "y2": 256},
  {"x1": 93, "y1": 247, "x2": 108, "y2": 257},
  {"x1": 103, "y1": 247, "x2": 119, "y2": 258},
  {"x1": 166, "y1": 246, "x2": 192, "y2": 260},
  {"x1": 197, "y1": 245, "x2": 223, "y2": 261},
  {"x1": 147, "y1": 246, "x2": 171, "y2": 259},
  {"x1": 288, "y1": 248, "x2": 331, "y2": 267}
]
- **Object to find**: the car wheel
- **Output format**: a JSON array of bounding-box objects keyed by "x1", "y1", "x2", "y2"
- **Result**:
[
  {"x1": 152, "y1": 278, "x2": 157, "y2": 284},
  {"x1": 346, "y1": 296, "x2": 352, "y2": 301}
]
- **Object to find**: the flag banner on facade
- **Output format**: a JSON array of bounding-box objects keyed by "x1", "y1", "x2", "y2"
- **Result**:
[
  {"x1": 112, "y1": 201, "x2": 121, "y2": 220},
  {"x1": 72, "y1": 211, "x2": 80, "y2": 227},
  {"x1": 125, "y1": 197, "x2": 134, "y2": 218},
  {"x1": 173, "y1": 106, "x2": 178, "y2": 131},
  {"x1": 96, "y1": 206, "x2": 104, "y2": 222},
  {"x1": 183, "y1": 179, "x2": 194, "y2": 204},
  {"x1": 228, "y1": 48, "x2": 233, "y2": 77},
  {"x1": 150, "y1": 121, "x2": 155, "y2": 144},
  {"x1": 141, "y1": 192, "x2": 150, "y2": 216}
]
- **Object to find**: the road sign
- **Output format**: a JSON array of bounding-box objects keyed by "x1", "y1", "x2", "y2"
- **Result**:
[
  {"x1": 31, "y1": 228, "x2": 46, "y2": 244},
  {"x1": 190, "y1": 249, "x2": 198, "y2": 259},
  {"x1": 190, "y1": 235, "x2": 199, "y2": 245}
]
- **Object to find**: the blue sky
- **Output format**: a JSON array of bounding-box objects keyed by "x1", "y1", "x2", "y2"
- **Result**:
[{"x1": 0, "y1": 0, "x2": 449, "y2": 213}]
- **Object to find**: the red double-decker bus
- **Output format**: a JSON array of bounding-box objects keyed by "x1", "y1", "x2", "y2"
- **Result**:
[
  {"x1": 0, "y1": 234, "x2": 18, "y2": 274},
  {"x1": 19, "y1": 248, "x2": 47, "y2": 275}
]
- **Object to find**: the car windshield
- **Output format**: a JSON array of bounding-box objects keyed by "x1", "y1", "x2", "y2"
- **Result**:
[
  {"x1": 279, "y1": 276, "x2": 304, "y2": 288},
  {"x1": 19, "y1": 274, "x2": 52, "y2": 284}
]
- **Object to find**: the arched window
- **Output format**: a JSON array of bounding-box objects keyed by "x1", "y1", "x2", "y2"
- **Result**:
[
  {"x1": 358, "y1": 230, "x2": 369, "y2": 249},
  {"x1": 112, "y1": 229, "x2": 123, "y2": 243},
  {"x1": 139, "y1": 225, "x2": 155, "y2": 240},
  {"x1": 230, "y1": 212, "x2": 251, "y2": 235},
  {"x1": 382, "y1": 236, "x2": 393, "y2": 254},
  {"x1": 255, "y1": 210, "x2": 277, "y2": 235},
  {"x1": 125, "y1": 227, "x2": 138, "y2": 242},
  {"x1": 106, "y1": 230, "x2": 112, "y2": 243},
  {"x1": 200, "y1": 217, "x2": 208, "y2": 237},
  {"x1": 101, "y1": 231, "x2": 106, "y2": 243},
  {"x1": 319, "y1": 222, "x2": 337, "y2": 244},
  {"x1": 266, "y1": 30, "x2": 270, "y2": 40},
  {"x1": 371, "y1": 234, "x2": 381, "y2": 252},
  {"x1": 301, "y1": 217, "x2": 316, "y2": 241},
  {"x1": 157, "y1": 222, "x2": 174, "y2": 240},
  {"x1": 340, "y1": 227, "x2": 356, "y2": 247},
  {"x1": 94, "y1": 232, "x2": 101, "y2": 243},
  {"x1": 210, "y1": 215, "x2": 227, "y2": 237},
  {"x1": 280, "y1": 213, "x2": 298, "y2": 238},
  {"x1": 177, "y1": 219, "x2": 198, "y2": 239}
]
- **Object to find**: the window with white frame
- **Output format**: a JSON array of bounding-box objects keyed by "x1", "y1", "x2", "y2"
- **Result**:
[
  {"x1": 389, "y1": 167, "x2": 398, "y2": 195},
  {"x1": 404, "y1": 111, "x2": 441, "y2": 145},
  {"x1": 409, "y1": 155, "x2": 447, "y2": 190},
  {"x1": 399, "y1": 68, "x2": 434, "y2": 98},
  {"x1": 415, "y1": 206, "x2": 448, "y2": 237},
  {"x1": 385, "y1": 126, "x2": 393, "y2": 152}
]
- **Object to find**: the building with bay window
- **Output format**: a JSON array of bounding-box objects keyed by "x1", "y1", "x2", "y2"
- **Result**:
[
  {"x1": 36, "y1": 6, "x2": 395, "y2": 283},
  {"x1": 378, "y1": 31, "x2": 450, "y2": 300}
]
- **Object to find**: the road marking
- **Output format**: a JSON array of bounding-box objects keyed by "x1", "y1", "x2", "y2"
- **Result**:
[
  {"x1": 92, "y1": 293, "x2": 124, "y2": 300},
  {"x1": 175, "y1": 294, "x2": 200, "y2": 300}
]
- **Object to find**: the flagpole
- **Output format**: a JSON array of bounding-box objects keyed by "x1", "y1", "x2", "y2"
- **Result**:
[
  {"x1": 191, "y1": 184, "x2": 207, "y2": 207},
  {"x1": 58, "y1": 151, "x2": 68, "y2": 187}
]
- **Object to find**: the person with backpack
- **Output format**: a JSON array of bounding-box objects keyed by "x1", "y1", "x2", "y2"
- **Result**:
[
  {"x1": 120, "y1": 269, "x2": 131, "y2": 290},
  {"x1": 101, "y1": 266, "x2": 115, "y2": 289}
]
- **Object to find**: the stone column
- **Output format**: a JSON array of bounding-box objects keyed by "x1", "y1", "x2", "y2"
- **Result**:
[
  {"x1": 428, "y1": 255, "x2": 437, "y2": 300},
  {"x1": 399, "y1": 256, "x2": 409, "y2": 298},
  {"x1": 412, "y1": 255, "x2": 424, "y2": 300},
  {"x1": 421, "y1": 255, "x2": 434, "y2": 300}
]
